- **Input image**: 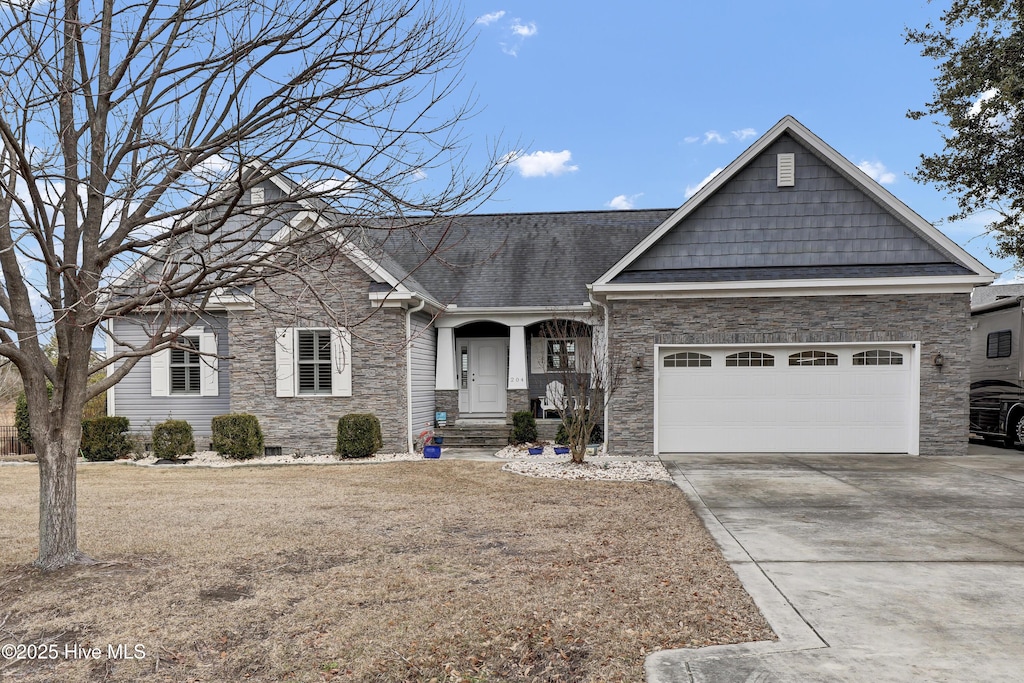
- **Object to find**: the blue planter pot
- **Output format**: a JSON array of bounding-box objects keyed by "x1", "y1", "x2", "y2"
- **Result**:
[
  {"x1": 424, "y1": 445, "x2": 441, "y2": 459},
  {"x1": 528, "y1": 447, "x2": 544, "y2": 455},
  {"x1": 554, "y1": 446, "x2": 570, "y2": 455}
]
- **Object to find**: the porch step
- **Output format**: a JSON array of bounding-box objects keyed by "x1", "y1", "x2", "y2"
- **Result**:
[
  {"x1": 436, "y1": 419, "x2": 565, "y2": 448},
  {"x1": 436, "y1": 424, "x2": 511, "y2": 448}
]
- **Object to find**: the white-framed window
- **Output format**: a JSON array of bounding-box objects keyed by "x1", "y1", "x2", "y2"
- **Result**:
[
  {"x1": 853, "y1": 350, "x2": 904, "y2": 366},
  {"x1": 664, "y1": 352, "x2": 711, "y2": 368},
  {"x1": 788, "y1": 350, "x2": 838, "y2": 366},
  {"x1": 150, "y1": 329, "x2": 219, "y2": 397},
  {"x1": 275, "y1": 327, "x2": 351, "y2": 397},
  {"x1": 726, "y1": 351, "x2": 774, "y2": 367},
  {"x1": 547, "y1": 339, "x2": 576, "y2": 370}
]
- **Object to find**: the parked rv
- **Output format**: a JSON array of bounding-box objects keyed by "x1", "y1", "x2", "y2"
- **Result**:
[{"x1": 970, "y1": 296, "x2": 1024, "y2": 446}]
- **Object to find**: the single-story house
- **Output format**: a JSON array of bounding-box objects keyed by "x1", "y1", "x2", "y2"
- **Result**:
[{"x1": 107, "y1": 116, "x2": 994, "y2": 456}]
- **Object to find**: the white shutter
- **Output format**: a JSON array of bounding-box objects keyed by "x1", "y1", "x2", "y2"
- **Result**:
[
  {"x1": 531, "y1": 337, "x2": 546, "y2": 374},
  {"x1": 275, "y1": 328, "x2": 295, "y2": 397},
  {"x1": 199, "y1": 332, "x2": 219, "y2": 397},
  {"x1": 575, "y1": 337, "x2": 592, "y2": 373},
  {"x1": 150, "y1": 348, "x2": 169, "y2": 397},
  {"x1": 331, "y1": 328, "x2": 352, "y2": 397}
]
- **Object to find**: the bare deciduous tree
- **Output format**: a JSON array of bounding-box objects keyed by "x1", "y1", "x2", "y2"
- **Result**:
[
  {"x1": 540, "y1": 319, "x2": 622, "y2": 464},
  {"x1": 0, "y1": 0, "x2": 504, "y2": 569}
]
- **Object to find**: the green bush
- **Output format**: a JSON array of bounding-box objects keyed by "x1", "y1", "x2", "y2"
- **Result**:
[
  {"x1": 555, "y1": 413, "x2": 604, "y2": 445},
  {"x1": 509, "y1": 410, "x2": 538, "y2": 445},
  {"x1": 80, "y1": 416, "x2": 131, "y2": 461},
  {"x1": 152, "y1": 419, "x2": 195, "y2": 460},
  {"x1": 336, "y1": 414, "x2": 382, "y2": 459},
  {"x1": 211, "y1": 414, "x2": 264, "y2": 460}
]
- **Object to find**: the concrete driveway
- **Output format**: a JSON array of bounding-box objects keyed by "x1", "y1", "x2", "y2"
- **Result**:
[{"x1": 647, "y1": 444, "x2": 1024, "y2": 683}]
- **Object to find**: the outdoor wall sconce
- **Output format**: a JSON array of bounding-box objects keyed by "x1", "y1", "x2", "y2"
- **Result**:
[
  {"x1": 632, "y1": 355, "x2": 644, "y2": 370},
  {"x1": 933, "y1": 353, "x2": 945, "y2": 367}
]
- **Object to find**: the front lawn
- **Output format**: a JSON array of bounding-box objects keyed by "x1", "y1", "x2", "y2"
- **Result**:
[{"x1": 0, "y1": 461, "x2": 773, "y2": 682}]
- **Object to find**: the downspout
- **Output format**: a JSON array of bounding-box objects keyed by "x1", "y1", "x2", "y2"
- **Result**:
[
  {"x1": 406, "y1": 297, "x2": 427, "y2": 452},
  {"x1": 588, "y1": 289, "x2": 610, "y2": 455}
]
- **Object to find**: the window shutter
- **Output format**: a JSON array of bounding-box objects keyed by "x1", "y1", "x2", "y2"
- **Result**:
[
  {"x1": 150, "y1": 348, "x2": 169, "y2": 397},
  {"x1": 530, "y1": 337, "x2": 546, "y2": 374},
  {"x1": 275, "y1": 328, "x2": 295, "y2": 397},
  {"x1": 199, "y1": 332, "x2": 219, "y2": 396},
  {"x1": 330, "y1": 328, "x2": 352, "y2": 397},
  {"x1": 575, "y1": 337, "x2": 592, "y2": 373}
]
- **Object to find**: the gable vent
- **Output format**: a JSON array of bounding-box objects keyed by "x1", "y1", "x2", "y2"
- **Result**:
[
  {"x1": 777, "y1": 153, "x2": 795, "y2": 187},
  {"x1": 250, "y1": 186, "x2": 265, "y2": 214}
]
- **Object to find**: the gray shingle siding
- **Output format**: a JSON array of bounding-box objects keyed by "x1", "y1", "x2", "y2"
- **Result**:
[
  {"x1": 109, "y1": 314, "x2": 231, "y2": 439},
  {"x1": 619, "y1": 134, "x2": 961, "y2": 282}
]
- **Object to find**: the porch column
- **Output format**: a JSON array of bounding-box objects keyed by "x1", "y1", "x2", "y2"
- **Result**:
[
  {"x1": 508, "y1": 325, "x2": 528, "y2": 390},
  {"x1": 435, "y1": 326, "x2": 458, "y2": 390}
]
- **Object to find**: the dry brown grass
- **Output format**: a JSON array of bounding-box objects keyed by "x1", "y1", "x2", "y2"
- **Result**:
[{"x1": 0, "y1": 461, "x2": 773, "y2": 682}]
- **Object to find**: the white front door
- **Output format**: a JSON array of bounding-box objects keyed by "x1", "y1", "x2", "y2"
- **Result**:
[{"x1": 469, "y1": 338, "x2": 507, "y2": 414}]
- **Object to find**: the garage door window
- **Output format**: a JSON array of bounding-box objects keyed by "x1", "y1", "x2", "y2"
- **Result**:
[
  {"x1": 852, "y1": 350, "x2": 904, "y2": 366},
  {"x1": 664, "y1": 352, "x2": 711, "y2": 368},
  {"x1": 788, "y1": 350, "x2": 838, "y2": 366},
  {"x1": 725, "y1": 351, "x2": 774, "y2": 367}
]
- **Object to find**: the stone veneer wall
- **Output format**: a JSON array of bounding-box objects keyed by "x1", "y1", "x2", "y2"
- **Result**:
[
  {"x1": 229, "y1": 253, "x2": 409, "y2": 454},
  {"x1": 607, "y1": 293, "x2": 970, "y2": 457},
  {"x1": 435, "y1": 390, "x2": 458, "y2": 425},
  {"x1": 506, "y1": 389, "x2": 530, "y2": 421}
]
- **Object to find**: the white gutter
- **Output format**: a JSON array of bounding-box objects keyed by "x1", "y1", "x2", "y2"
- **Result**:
[{"x1": 406, "y1": 297, "x2": 427, "y2": 452}]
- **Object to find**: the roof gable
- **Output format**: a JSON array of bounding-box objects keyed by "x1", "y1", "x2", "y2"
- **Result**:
[{"x1": 596, "y1": 116, "x2": 994, "y2": 288}]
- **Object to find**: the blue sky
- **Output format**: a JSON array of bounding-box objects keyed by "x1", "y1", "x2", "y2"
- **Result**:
[{"x1": 457, "y1": 1, "x2": 1017, "y2": 281}]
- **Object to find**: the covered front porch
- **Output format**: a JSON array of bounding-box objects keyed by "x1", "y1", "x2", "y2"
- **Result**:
[{"x1": 433, "y1": 310, "x2": 601, "y2": 434}]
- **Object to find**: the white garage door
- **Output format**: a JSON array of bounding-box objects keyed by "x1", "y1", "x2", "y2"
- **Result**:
[{"x1": 657, "y1": 345, "x2": 917, "y2": 453}]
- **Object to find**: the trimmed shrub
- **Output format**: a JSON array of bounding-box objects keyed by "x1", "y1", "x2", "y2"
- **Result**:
[
  {"x1": 211, "y1": 414, "x2": 264, "y2": 460},
  {"x1": 152, "y1": 419, "x2": 195, "y2": 460},
  {"x1": 509, "y1": 410, "x2": 538, "y2": 445},
  {"x1": 80, "y1": 416, "x2": 132, "y2": 462},
  {"x1": 555, "y1": 413, "x2": 604, "y2": 445},
  {"x1": 337, "y1": 414, "x2": 382, "y2": 459}
]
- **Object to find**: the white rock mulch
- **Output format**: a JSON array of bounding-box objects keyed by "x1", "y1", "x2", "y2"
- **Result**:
[
  {"x1": 129, "y1": 450, "x2": 422, "y2": 468},
  {"x1": 501, "y1": 457, "x2": 673, "y2": 482},
  {"x1": 123, "y1": 446, "x2": 673, "y2": 482},
  {"x1": 496, "y1": 444, "x2": 673, "y2": 482}
]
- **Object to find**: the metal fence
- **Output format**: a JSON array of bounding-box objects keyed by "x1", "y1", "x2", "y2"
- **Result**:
[{"x1": 0, "y1": 425, "x2": 28, "y2": 456}]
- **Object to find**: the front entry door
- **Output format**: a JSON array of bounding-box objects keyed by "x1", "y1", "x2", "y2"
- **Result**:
[{"x1": 469, "y1": 338, "x2": 507, "y2": 414}]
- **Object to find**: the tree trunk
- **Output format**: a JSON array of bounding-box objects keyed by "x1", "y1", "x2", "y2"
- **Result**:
[{"x1": 35, "y1": 434, "x2": 86, "y2": 569}]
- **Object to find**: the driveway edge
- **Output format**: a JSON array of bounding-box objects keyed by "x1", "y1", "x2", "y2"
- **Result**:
[{"x1": 645, "y1": 469, "x2": 828, "y2": 682}]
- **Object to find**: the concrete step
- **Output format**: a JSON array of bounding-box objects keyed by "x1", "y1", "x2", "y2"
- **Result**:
[{"x1": 436, "y1": 425, "x2": 511, "y2": 448}]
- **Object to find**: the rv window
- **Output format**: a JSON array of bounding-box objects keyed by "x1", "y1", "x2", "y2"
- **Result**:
[{"x1": 987, "y1": 330, "x2": 1012, "y2": 359}]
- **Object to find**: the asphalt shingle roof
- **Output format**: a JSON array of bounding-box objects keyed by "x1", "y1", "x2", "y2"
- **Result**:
[{"x1": 365, "y1": 209, "x2": 675, "y2": 307}]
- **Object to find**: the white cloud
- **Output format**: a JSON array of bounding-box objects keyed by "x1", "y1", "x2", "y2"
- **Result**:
[
  {"x1": 685, "y1": 167, "x2": 723, "y2": 198},
  {"x1": 511, "y1": 20, "x2": 537, "y2": 37},
  {"x1": 499, "y1": 17, "x2": 538, "y2": 56},
  {"x1": 703, "y1": 131, "x2": 727, "y2": 145},
  {"x1": 607, "y1": 193, "x2": 643, "y2": 210},
  {"x1": 732, "y1": 128, "x2": 757, "y2": 141},
  {"x1": 476, "y1": 10, "x2": 506, "y2": 25},
  {"x1": 969, "y1": 88, "x2": 1000, "y2": 118},
  {"x1": 683, "y1": 136, "x2": 700, "y2": 144},
  {"x1": 503, "y1": 150, "x2": 578, "y2": 178},
  {"x1": 857, "y1": 160, "x2": 897, "y2": 185}
]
